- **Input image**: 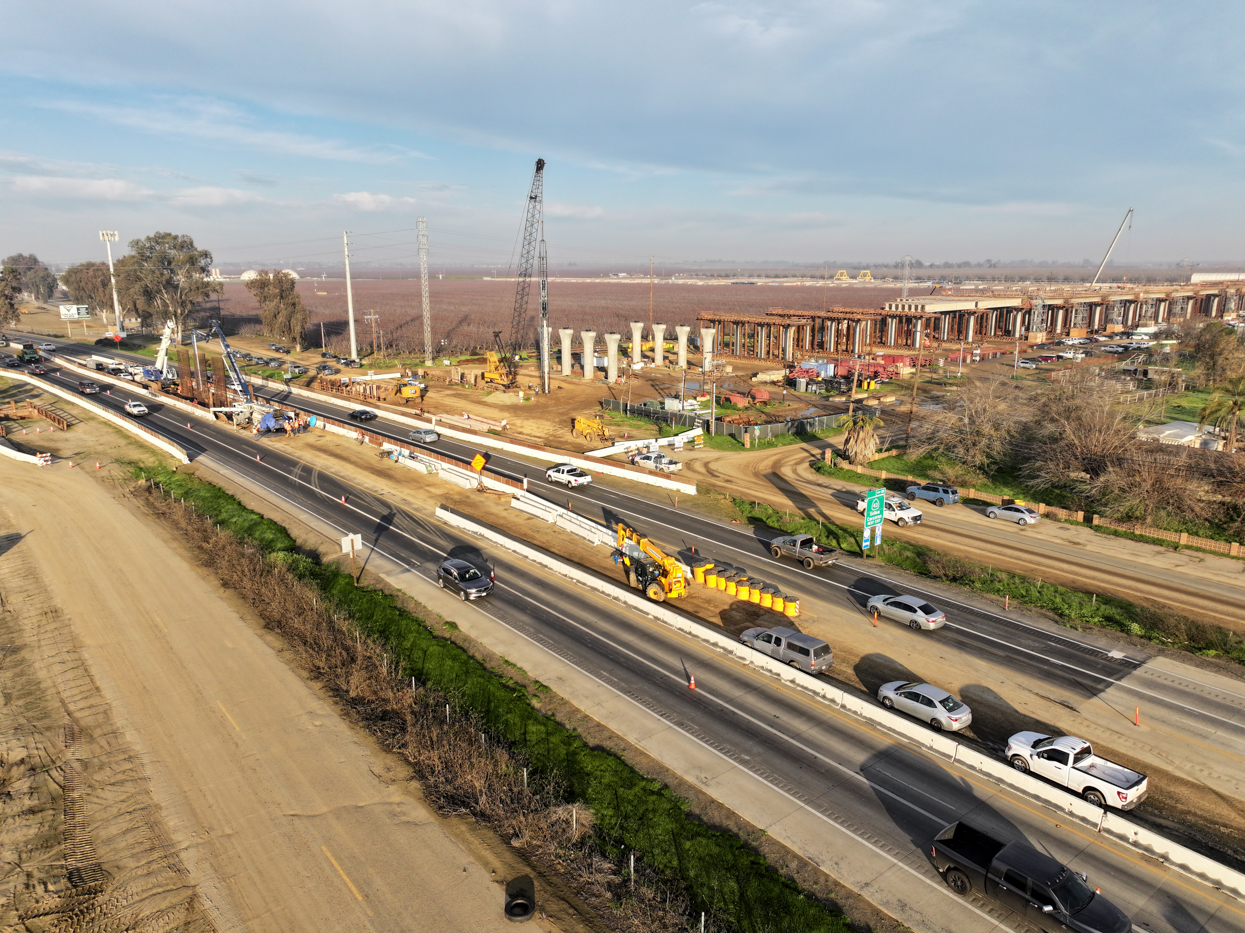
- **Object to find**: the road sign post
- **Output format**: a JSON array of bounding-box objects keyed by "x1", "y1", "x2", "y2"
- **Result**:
[
  {"x1": 341, "y1": 533, "x2": 363, "y2": 583},
  {"x1": 862, "y1": 488, "x2": 885, "y2": 558}
]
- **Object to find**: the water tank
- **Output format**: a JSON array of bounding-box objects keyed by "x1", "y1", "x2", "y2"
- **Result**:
[{"x1": 794, "y1": 377, "x2": 807, "y2": 392}]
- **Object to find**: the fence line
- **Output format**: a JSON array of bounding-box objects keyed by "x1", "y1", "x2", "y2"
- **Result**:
[{"x1": 599, "y1": 399, "x2": 842, "y2": 440}]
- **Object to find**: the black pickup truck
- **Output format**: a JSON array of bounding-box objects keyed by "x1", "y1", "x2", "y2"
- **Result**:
[{"x1": 930, "y1": 821, "x2": 1130, "y2": 933}]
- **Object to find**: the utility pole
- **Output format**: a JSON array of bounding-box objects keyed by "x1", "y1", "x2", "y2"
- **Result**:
[
  {"x1": 99, "y1": 231, "x2": 124, "y2": 336},
  {"x1": 418, "y1": 216, "x2": 432, "y2": 366},
  {"x1": 364, "y1": 311, "x2": 379, "y2": 358},
  {"x1": 904, "y1": 323, "x2": 924, "y2": 450},
  {"x1": 343, "y1": 231, "x2": 358, "y2": 361},
  {"x1": 320, "y1": 320, "x2": 327, "y2": 350},
  {"x1": 648, "y1": 255, "x2": 654, "y2": 336}
]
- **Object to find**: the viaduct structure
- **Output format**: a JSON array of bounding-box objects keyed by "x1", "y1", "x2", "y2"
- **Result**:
[{"x1": 696, "y1": 282, "x2": 1245, "y2": 362}]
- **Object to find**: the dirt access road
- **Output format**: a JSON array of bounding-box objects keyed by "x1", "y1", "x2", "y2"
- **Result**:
[
  {"x1": 0, "y1": 454, "x2": 570, "y2": 933},
  {"x1": 679, "y1": 439, "x2": 1245, "y2": 631}
]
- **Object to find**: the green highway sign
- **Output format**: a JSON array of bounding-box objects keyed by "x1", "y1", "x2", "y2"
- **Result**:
[{"x1": 863, "y1": 488, "x2": 886, "y2": 528}]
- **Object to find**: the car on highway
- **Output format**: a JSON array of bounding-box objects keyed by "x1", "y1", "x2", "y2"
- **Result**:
[
  {"x1": 546, "y1": 463, "x2": 592, "y2": 486},
  {"x1": 905, "y1": 482, "x2": 959, "y2": 507},
  {"x1": 77, "y1": 380, "x2": 101, "y2": 394},
  {"x1": 408, "y1": 427, "x2": 440, "y2": 443},
  {"x1": 878, "y1": 681, "x2": 972, "y2": 732},
  {"x1": 124, "y1": 400, "x2": 150, "y2": 417},
  {"x1": 739, "y1": 626, "x2": 833, "y2": 673},
  {"x1": 1017, "y1": 359, "x2": 1039, "y2": 369},
  {"x1": 865, "y1": 593, "x2": 947, "y2": 630},
  {"x1": 436, "y1": 558, "x2": 494, "y2": 600},
  {"x1": 28, "y1": 364, "x2": 47, "y2": 375},
  {"x1": 38, "y1": 342, "x2": 56, "y2": 351},
  {"x1": 987, "y1": 504, "x2": 1040, "y2": 526},
  {"x1": 348, "y1": 409, "x2": 378, "y2": 422},
  {"x1": 3, "y1": 357, "x2": 23, "y2": 368}
]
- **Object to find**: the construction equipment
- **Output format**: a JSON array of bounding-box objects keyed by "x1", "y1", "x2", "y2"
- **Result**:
[
  {"x1": 193, "y1": 321, "x2": 254, "y2": 403},
  {"x1": 833, "y1": 270, "x2": 850, "y2": 282},
  {"x1": 572, "y1": 416, "x2": 612, "y2": 444},
  {"x1": 391, "y1": 380, "x2": 427, "y2": 405},
  {"x1": 856, "y1": 270, "x2": 873, "y2": 281},
  {"x1": 496, "y1": 158, "x2": 546, "y2": 387},
  {"x1": 484, "y1": 336, "x2": 513, "y2": 388},
  {"x1": 152, "y1": 320, "x2": 177, "y2": 379},
  {"x1": 615, "y1": 523, "x2": 688, "y2": 602}
]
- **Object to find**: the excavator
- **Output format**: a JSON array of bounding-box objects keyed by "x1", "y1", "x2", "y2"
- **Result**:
[
  {"x1": 614, "y1": 523, "x2": 687, "y2": 602},
  {"x1": 391, "y1": 380, "x2": 427, "y2": 405},
  {"x1": 483, "y1": 335, "x2": 514, "y2": 389}
]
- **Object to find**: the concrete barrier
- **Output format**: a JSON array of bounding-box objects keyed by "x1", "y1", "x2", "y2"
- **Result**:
[
  {"x1": 511, "y1": 495, "x2": 557, "y2": 523},
  {"x1": 254, "y1": 377, "x2": 698, "y2": 494},
  {"x1": 435, "y1": 505, "x2": 1245, "y2": 905},
  {"x1": 4, "y1": 372, "x2": 190, "y2": 464},
  {"x1": 0, "y1": 437, "x2": 42, "y2": 464}
]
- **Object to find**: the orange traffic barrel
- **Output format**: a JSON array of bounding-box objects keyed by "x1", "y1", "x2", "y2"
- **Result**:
[
  {"x1": 749, "y1": 585, "x2": 763, "y2": 604},
  {"x1": 759, "y1": 586, "x2": 774, "y2": 609},
  {"x1": 736, "y1": 582, "x2": 751, "y2": 600},
  {"x1": 771, "y1": 594, "x2": 785, "y2": 613},
  {"x1": 704, "y1": 570, "x2": 718, "y2": 588},
  {"x1": 784, "y1": 599, "x2": 800, "y2": 617}
]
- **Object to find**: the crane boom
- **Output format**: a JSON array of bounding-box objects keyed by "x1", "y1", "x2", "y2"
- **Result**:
[
  {"x1": 208, "y1": 320, "x2": 254, "y2": 403},
  {"x1": 1091, "y1": 208, "x2": 1133, "y2": 286},
  {"x1": 507, "y1": 159, "x2": 546, "y2": 368}
]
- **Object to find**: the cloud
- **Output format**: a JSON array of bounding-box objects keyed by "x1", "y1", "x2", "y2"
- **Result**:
[
  {"x1": 10, "y1": 175, "x2": 152, "y2": 200},
  {"x1": 168, "y1": 186, "x2": 266, "y2": 207},
  {"x1": 42, "y1": 97, "x2": 405, "y2": 164},
  {"x1": 333, "y1": 191, "x2": 418, "y2": 211},
  {"x1": 238, "y1": 170, "x2": 280, "y2": 187},
  {"x1": 545, "y1": 202, "x2": 604, "y2": 220}
]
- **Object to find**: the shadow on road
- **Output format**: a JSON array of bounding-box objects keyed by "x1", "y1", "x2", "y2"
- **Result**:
[
  {"x1": 853, "y1": 652, "x2": 922, "y2": 696},
  {"x1": 958, "y1": 683, "x2": 1064, "y2": 754}
]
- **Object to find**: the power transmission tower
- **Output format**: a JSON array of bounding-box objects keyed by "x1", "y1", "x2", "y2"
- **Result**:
[
  {"x1": 900, "y1": 255, "x2": 913, "y2": 299},
  {"x1": 418, "y1": 217, "x2": 432, "y2": 365}
]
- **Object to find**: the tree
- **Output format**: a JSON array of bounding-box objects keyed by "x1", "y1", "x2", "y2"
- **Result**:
[
  {"x1": 124, "y1": 233, "x2": 217, "y2": 341},
  {"x1": 839, "y1": 411, "x2": 884, "y2": 466},
  {"x1": 244, "y1": 270, "x2": 309, "y2": 351},
  {"x1": 1199, "y1": 375, "x2": 1245, "y2": 455},
  {"x1": 2, "y1": 253, "x2": 57, "y2": 301},
  {"x1": 113, "y1": 254, "x2": 159, "y2": 333},
  {"x1": 910, "y1": 374, "x2": 1018, "y2": 474},
  {"x1": 61, "y1": 261, "x2": 115, "y2": 324},
  {"x1": 0, "y1": 263, "x2": 21, "y2": 328},
  {"x1": 1192, "y1": 322, "x2": 1245, "y2": 387}
]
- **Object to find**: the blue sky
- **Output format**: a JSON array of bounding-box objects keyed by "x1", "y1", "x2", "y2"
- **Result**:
[{"x1": 2, "y1": 1, "x2": 1242, "y2": 268}]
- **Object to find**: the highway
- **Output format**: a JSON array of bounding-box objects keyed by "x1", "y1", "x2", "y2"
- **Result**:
[{"x1": 8, "y1": 342, "x2": 1243, "y2": 933}]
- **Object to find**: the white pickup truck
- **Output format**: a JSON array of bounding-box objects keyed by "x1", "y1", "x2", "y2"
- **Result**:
[
  {"x1": 633, "y1": 451, "x2": 683, "y2": 473},
  {"x1": 1005, "y1": 733, "x2": 1148, "y2": 810}
]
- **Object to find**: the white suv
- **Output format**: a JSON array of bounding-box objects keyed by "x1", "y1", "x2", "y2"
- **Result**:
[
  {"x1": 546, "y1": 464, "x2": 592, "y2": 487},
  {"x1": 855, "y1": 495, "x2": 924, "y2": 526}
]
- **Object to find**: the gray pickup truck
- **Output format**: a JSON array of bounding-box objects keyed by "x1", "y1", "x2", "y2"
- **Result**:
[
  {"x1": 768, "y1": 534, "x2": 838, "y2": 569},
  {"x1": 930, "y1": 821, "x2": 1130, "y2": 933}
]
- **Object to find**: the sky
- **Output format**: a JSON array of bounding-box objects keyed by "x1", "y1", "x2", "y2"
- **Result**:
[{"x1": 2, "y1": 1, "x2": 1243, "y2": 270}]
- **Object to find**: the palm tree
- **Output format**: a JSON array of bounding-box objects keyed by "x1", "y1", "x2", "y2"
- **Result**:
[
  {"x1": 1198, "y1": 375, "x2": 1245, "y2": 454},
  {"x1": 840, "y1": 411, "x2": 885, "y2": 466}
]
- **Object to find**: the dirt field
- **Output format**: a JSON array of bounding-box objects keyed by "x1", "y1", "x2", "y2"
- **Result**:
[{"x1": 0, "y1": 418, "x2": 585, "y2": 932}]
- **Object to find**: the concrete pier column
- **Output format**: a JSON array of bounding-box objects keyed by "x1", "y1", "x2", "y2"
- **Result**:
[
  {"x1": 581, "y1": 330, "x2": 597, "y2": 379},
  {"x1": 605, "y1": 333, "x2": 622, "y2": 383},
  {"x1": 700, "y1": 326, "x2": 716, "y2": 372},
  {"x1": 652, "y1": 323, "x2": 667, "y2": 365},
  {"x1": 629, "y1": 322, "x2": 644, "y2": 365},
  {"x1": 559, "y1": 328, "x2": 575, "y2": 376},
  {"x1": 675, "y1": 325, "x2": 691, "y2": 369}
]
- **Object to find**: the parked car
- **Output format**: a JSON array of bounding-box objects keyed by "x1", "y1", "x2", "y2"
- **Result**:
[
  {"x1": 77, "y1": 380, "x2": 101, "y2": 394},
  {"x1": 319, "y1": 364, "x2": 340, "y2": 375},
  {"x1": 905, "y1": 482, "x2": 959, "y2": 507},
  {"x1": 289, "y1": 364, "x2": 308, "y2": 375},
  {"x1": 930, "y1": 821, "x2": 1131, "y2": 933},
  {"x1": 1017, "y1": 359, "x2": 1039, "y2": 369},
  {"x1": 546, "y1": 463, "x2": 592, "y2": 486},
  {"x1": 739, "y1": 626, "x2": 833, "y2": 673},
  {"x1": 878, "y1": 681, "x2": 972, "y2": 732},
  {"x1": 633, "y1": 451, "x2": 683, "y2": 472},
  {"x1": 436, "y1": 558, "x2": 494, "y2": 600},
  {"x1": 854, "y1": 495, "x2": 923, "y2": 526},
  {"x1": 348, "y1": 409, "x2": 377, "y2": 422},
  {"x1": 124, "y1": 400, "x2": 149, "y2": 417},
  {"x1": 38, "y1": 342, "x2": 56, "y2": 351},
  {"x1": 1036, "y1": 354, "x2": 1058, "y2": 362},
  {"x1": 865, "y1": 593, "x2": 947, "y2": 630},
  {"x1": 987, "y1": 504, "x2": 1040, "y2": 526},
  {"x1": 1005, "y1": 733, "x2": 1148, "y2": 810},
  {"x1": 769, "y1": 534, "x2": 837, "y2": 568},
  {"x1": 321, "y1": 350, "x2": 336, "y2": 358},
  {"x1": 408, "y1": 427, "x2": 440, "y2": 444}
]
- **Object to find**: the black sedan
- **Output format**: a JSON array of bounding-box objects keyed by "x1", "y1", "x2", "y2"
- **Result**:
[{"x1": 348, "y1": 409, "x2": 378, "y2": 422}]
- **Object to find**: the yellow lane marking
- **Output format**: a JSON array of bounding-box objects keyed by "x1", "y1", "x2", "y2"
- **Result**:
[
  {"x1": 216, "y1": 701, "x2": 240, "y2": 732},
  {"x1": 322, "y1": 846, "x2": 371, "y2": 913},
  {"x1": 521, "y1": 562, "x2": 1245, "y2": 915}
]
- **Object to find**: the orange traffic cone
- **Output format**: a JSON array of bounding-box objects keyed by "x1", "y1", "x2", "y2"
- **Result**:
[
  {"x1": 340, "y1": 495, "x2": 346, "y2": 504},
  {"x1": 187, "y1": 422, "x2": 191, "y2": 428},
  {"x1": 36, "y1": 427, "x2": 41, "y2": 433},
  {"x1": 95, "y1": 462, "x2": 100, "y2": 470},
  {"x1": 688, "y1": 673, "x2": 696, "y2": 690},
  {"x1": 255, "y1": 454, "x2": 261, "y2": 462},
  {"x1": 68, "y1": 461, "x2": 74, "y2": 468}
]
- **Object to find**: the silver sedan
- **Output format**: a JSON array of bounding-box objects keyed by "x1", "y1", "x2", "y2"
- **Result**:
[
  {"x1": 878, "y1": 681, "x2": 972, "y2": 732},
  {"x1": 986, "y1": 504, "x2": 1040, "y2": 526},
  {"x1": 865, "y1": 594, "x2": 947, "y2": 631}
]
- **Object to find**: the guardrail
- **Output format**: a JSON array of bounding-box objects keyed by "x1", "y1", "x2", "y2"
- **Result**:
[{"x1": 436, "y1": 504, "x2": 1245, "y2": 904}]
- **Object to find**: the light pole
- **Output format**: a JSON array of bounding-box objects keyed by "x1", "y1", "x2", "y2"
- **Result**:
[{"x1": 99, "y1": 231, "x2": 124, "y2": 336}]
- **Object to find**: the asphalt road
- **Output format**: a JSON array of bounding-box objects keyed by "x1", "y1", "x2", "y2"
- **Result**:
[{"x1": 9, "y1": 345, "x2": 1242, "y2": 933}]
